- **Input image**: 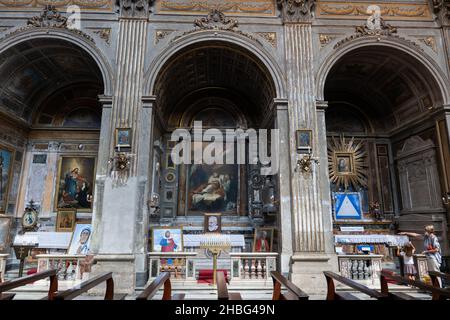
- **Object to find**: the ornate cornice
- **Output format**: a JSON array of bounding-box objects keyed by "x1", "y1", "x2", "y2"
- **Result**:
[
  {"x1": 1, "y1": 6, "x2": 94, "y2": 43},
  {"x1": 277, "y1": 0, "x2": 315, "y2": 23},
  {"x1": 116, "y1": 0, "x2": 154, "y2": 19}
]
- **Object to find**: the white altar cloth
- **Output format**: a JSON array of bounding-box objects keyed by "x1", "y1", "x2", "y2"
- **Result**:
[
  {"x1": 335, "y1": 234, "x2": 410, "y2": 246},
  {"x1": 183, "y1": 234, "x2": 245, "y2": 248}
]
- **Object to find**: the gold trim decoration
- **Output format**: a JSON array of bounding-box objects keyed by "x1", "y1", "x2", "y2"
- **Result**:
[
  {"x1": 156, "y1": 0, "x2": 276, "y2": 17},
  {"x1": 155, "y1": 29, "x2": 175, "y2": 44},
  {"x1": 319, "y1": 33, "x2": 337, "y2": 47},
  {"x1": 90, "y1": 28, "x2": 111, "y2": 45},
  {"x1": 257, "y1": 32, "x2": 277, "y2": 48},
  {"x1": 317, "y1": 1, "x2": 432, "y2": 20},
  {"x1": 0, "y1": 0, "x2": 113, "y2": 12},
  {"x1": 328, "y1": 135, "x2": 367, "y2": 191},
  {"x1": 415, "y1": 36, "x2": 437, "y2": 53}
]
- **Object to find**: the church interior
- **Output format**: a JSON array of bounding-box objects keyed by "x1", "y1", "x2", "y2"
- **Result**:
[{"x1": 0, "y1": 0, "x2": 450, "y2": 301}]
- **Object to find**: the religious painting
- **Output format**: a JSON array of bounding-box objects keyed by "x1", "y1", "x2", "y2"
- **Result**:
[
  {"x1": 203, "y1": 213, "x2": 222, "y2": 233},
  {"x1": 0, "y1": 215, "x2": 12, "y2": 252},
  {"x1": 0, "y1": 145, "x2": 14, "y2": 213},
  {"x1": 336, "y1": 153, "x2": 353, "y2": 174},
  {"x1": 295, "y1": 129, "x2": 312, "y2": 153},
  {"x1": 334, "y1": 192, "x2": 362, "y2": 220},
  {"x1": 68, "y1": 224, "x2": 92, "y2": 255},
  {"x1": 115, "y1": 128, "x2": 132, "y2": 148},
  {"x1": 56, "y1": 209, "x2": 77, "y2": 232},
  {"x1": 187, "y1": 164, "x2": 239, "y2": 214},
  {"x1": 54, "y1": 156, "x2": 96, "y2": 212},
  {"x1": 253, "y1": 227, "x2": 274, "y2": 253},
  {"x1": 151, "y1": 227, "x2": 183, "y2": 252}
]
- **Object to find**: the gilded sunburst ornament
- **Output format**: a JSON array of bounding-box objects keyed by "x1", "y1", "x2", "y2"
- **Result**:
[{"x1": 328, "y1": 135, "x2": 368, "y2": 191}]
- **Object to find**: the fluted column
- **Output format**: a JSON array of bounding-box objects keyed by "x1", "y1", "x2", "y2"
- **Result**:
[
  {"x1": 90, "y1": 0, "x2": 150, "y2": 293},
  {"x1": 278, "y1": 0, "x2": 337, "y2": 293}
]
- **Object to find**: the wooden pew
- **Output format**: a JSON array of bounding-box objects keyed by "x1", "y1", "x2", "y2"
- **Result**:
[
  {"x1": 136, "y1": 272, "x2": 184, "y2": 300},
  {"x1": 216, "y1": 271, "x2": 242, "y2": 300},
  {"x1": 270, "y1": 271, "x2": 309, "y2": 300},
  {"x1": 324, "y1": 271, "x2": 387, "y2": 300},
  {"x1": 428, "y1": 271, "x2": 450, "y2": 289},
  {"x1": 54, "y1": 272, "x2": 126, "y2": 300},
  {"x1": 0, "y1": 269, "x2": 58, "y2": 300},
  {"x1": 380, "y1": 269, "x2": 450, "y2": 300}
]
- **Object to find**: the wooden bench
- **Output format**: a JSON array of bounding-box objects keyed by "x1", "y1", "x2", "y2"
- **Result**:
[
  {"x1": 428, "y1": 271, "x2": 450, "y2": 289},
  {"x1": 0, "y1": 269, "x2": 58, "y2": 300},
  {"x1": 54, "y1": 272, "x2": 127, "y2": 300},
  {"x1": 216, "y1": 271, "x2": 242, "y2": 300},
  {"x1": 380, "y1": 269, "x2": 450, "y2": 300},
  {"x1": 324, "y1": 271, "x2": 387, "y2": 300},
  {"x1": 270, "y1": 271, "x2": 309, "y2": 300},
  {"x1": 136, "y1": 272, "x2": 185, "y2": 300}
]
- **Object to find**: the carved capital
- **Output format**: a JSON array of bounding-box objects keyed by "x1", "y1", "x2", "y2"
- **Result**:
[
  {"x1": 116, "y1": 0, "x2": 153, "y2": 19},
  {"x1": 277, "y1": 0, "x2": 315, "y2": 23}
]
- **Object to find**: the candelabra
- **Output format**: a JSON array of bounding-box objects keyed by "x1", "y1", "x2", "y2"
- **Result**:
[{"x1": 199, "y1": 233, "x2": 231, "y2": 286}]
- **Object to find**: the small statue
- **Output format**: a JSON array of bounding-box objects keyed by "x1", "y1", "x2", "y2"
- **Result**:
[{"x1": 369, "y1": 201, "x2": 383, "y2": 221}]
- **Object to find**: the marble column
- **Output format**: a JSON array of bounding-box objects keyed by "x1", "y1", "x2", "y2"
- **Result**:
[
  {"x1": 275, "y1": 99, "x2": 293, "y2": 275},
  {"x1": 278, "y1": 0, "x2": 337, "y2": 294},
  {"x1": 90, "y1": 1, "x2": 149, "y2": 293}
]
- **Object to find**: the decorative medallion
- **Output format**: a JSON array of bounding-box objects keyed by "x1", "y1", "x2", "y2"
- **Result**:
[
  {"x1": 155, "y1": 29, "x2": 175, "y2": 44},
  {"x1": 90, "y1": 28, "x2": 111, "y2": 45},
  {"x1": 27, "y1": 5, "x2": 68, "y2": 28},
  {"x1": 257, "y1": 32, "x2": 277, "y2": 48},
  {"x1": 319, "y1": 34, "x2": 336, "y2": 47},
  {"x1": 416, "y1": 36, "x2": 437, "y2": 53},
  {"x1": 22, "y1": 200, "x2": 39, "y2": 232},
  {"x1": 328, "y1": 135, "x2": 367, "y2": 191}
]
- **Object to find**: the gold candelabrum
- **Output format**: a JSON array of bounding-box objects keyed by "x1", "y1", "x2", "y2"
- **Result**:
[{"x1": 199, "y1": 233, "x2": 231, "y2": 286}]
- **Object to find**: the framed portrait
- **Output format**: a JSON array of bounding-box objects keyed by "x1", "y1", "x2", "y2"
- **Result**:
[
  {"x1": 54, "y1": 156, "x2": 96, "y2": 212},
  {"x1": 295, "y1": 129, "x2": 312, "y2": 153},
  {"x1": 68, "y1": 224, "x2": 92, "y2": 255},
  {"x1": 253, "y1": 227, "x2": 274, "y2": 252},
  {"x1": 115, "y1": 128, "x2": 132, "y2": 148},
  {"x1": 151, "y1": 227, "x2": 183, "y2": 252},
  {"x1": 334, "y1": 192, "x2": 362, "y2": 220},
  {"x1": 335, "y1": 152, "x2": 354, "y2": 174},
  {"x1": 0, "y1": 145, "x2": 15, "y2": 213},
  {"x1": 56, "y1": 209, "x2": 77, "y2": 232},
  {"x1": 0, "y1": 215, "x2": 12, "y2": 252},
  {"x1": 203, "y1": 213, "x2": 222, "y2": 233}
]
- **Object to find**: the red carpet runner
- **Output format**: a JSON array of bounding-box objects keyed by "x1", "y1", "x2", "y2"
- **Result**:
[{"x1": 197, "y1": 269, "x2": 229, "y2": 284}]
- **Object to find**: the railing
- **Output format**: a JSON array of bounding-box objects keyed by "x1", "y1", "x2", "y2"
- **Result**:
[
  {"x1": 229, "y1": 252, "x2": 278, "y2": 280},
  {"x1": 337, "y1": 254, "x2": 383, "y2": 284},
  {"x1": 148, "y1": 252, "x2": 198, "y2": 280},
  {"x1": 0, "y1": 269, "x2": 59, "y2": 300},
  {"x1": 36, "y1": 254, "x2": 86, "y2": 281},
  {"x1": 0, "y1": 254, "x2": 7, "y2": 283}
]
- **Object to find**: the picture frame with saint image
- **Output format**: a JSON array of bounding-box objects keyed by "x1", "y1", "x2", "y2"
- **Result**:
[
  {"x1": 295, "y1": 129, "x2": 312, "y2": 153},
  {"x1": 203, "y1": 213, "x2": 222, "y2": 233},
  {"x1": 335, "y1": 153, "x2": 353, "y2": 174},
  {"x1": 253, "y1": 227, "x2": 274, "y2": 252},
  {"x1": 56, "y1": 209, "x2": 76, "y2": 232},
  {"x1": 151, "y1": 227, "x2": 183, "y2": 252},
  {"x1": 67, "y1": 224, "x2": 92, "y2": 255},
  {"x1": 115, "y1": 128, "x2": 132, "y2": 148}
]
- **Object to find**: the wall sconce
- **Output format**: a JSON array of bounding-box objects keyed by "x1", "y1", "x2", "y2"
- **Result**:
[
  {"x1": 296, "y1": 154, "x2": 319, "y2": 173},
  {"x1": 148, "y1": 192, "x2": 160, "y2": 216}
]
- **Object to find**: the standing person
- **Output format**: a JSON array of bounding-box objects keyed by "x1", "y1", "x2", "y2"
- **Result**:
[
  {"x1": 396, "y1": 242, "x2": 417, "y2": 281},
  {"x1": 399, "y1": 225, "x2": 442, "y2": 283}
]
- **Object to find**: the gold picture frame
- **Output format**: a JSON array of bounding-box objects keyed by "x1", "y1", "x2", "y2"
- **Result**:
[
  {"x1": 56, "y1": 208, "x2": 77, "y2": 232},
  {"x1": 115, "y1": 128, "x2": 132, "y2": 148},
  {"x1": 203, "y1": 213, "x2": 222, "y2": 233},
  {"x1": 0, "y1": 144, "x2": 15, "y2": 214},
  {"x1": 151, "y1": 226, "x2": 184, "y2": 252},
  {"x1": 334, "y1": 152, "x2": 355, "y2": 175},
  {"x1": 253, "y1": 227, "x2": 274, "y2": 252},
  {"x1": 54, "y1": 155, "x2": 97, "y2": 213}
]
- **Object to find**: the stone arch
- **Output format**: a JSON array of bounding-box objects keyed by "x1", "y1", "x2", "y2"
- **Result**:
[
  {"x1": 144, "y1": 30, "x2": 286, "y2": 100},
  {"x1": 0, "y1": 27, "x2": 114, "y2": 96},
  {"x1": 316, "y1": 36, "x2": 450, "y2": 105}
]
